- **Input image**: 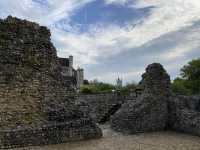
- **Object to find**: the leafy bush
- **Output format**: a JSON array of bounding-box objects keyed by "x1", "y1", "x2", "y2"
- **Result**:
[
  {"x1": 172, "y1": 58, "x2": 200, "y2": 95},
  {"x1": 80, "y1": 82, "x2": 116, "y2": 94}
]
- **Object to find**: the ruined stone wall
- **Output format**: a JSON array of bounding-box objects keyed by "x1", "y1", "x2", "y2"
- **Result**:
[
  {"x1": 0, "y1": 16, "x2": 71, "y2": 129},
  {"x1": 168, "y1": 95, "x2": 200, "y2": 136},
  {"x1": 76, "y1": 93, "x2": 137, "y2": 123},
  {"x1": 111, "y1": 63, "x2": 171, "y2": 133},
  {"x1": 109, "y1": 63, "x2": 200, "y2": 137},
  {"x1": 0, "y1": 118, "x2": 101, "y2": 149},
  {"x1": 0, "y1": 16, "x2": 102, "y2": 148}
]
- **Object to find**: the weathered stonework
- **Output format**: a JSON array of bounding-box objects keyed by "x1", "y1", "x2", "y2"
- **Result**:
[
  {"x1": 111, "y1": 63, "x2": 171, "y2": 133},
  {"x1": 0, "y1": 16, "x2": 102, "y2": 148},
  {"x1": 1, "y1": 15, "x2": 200, "y2": 149},
  {"x1": 168, "y1": 95, "x2": 200, "y2": 136},
  {"x1": 76, "y1": 93, "x2": 137, "y2": 123},
  {"x1": 110, "y1": 63, "x2": 200, "y2": 137},
  {"x1": 0, "y1": 118, "x2": 101, "y2": 149}
]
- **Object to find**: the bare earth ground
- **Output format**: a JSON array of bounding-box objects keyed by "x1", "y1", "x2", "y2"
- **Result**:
[{"x1": 14, "y1": 125, "x2": 200, "y2": 150}]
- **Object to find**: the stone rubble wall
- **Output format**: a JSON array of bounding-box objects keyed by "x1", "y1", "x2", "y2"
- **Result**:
[
  {"x1": 168, "y1": 95, "x2": 200, "y2": 136},
  {"x1": 110, "y1": 63, "x2": 171, "y2": 133},
  {"x1": 0, "y1": 16, "x2": 102, "y2": 148},
  {"x1": 1, "y1": 15, "x2": 200, "y2": 149},
  {"x1": 0, "y1": 15, "x2": 69, "y2": 128},
  {"x1": 109, "y1": 63, "x2": 200, "y2": 137},
  {"x1": 0, "y1": 118, "x2": 102, "y2": 149},
  {"x1": 76, "y1": 93, "x2": 137, "y2": 123}
]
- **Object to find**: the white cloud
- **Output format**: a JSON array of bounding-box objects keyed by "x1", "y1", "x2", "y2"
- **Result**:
[
  {"x1": 130, "y1": 0, "x2": 200, "y2": 44},
  {"x1": 163, "y1": 42, "x2": 199, "y2": 61},
  {"x1": 52, "y1": 24, "x2": 129, "y2": 66},
  {"x1": 88, "y1": 69, "x2": 144, "y2": 84},
  {"x1": 0, "y1": 0, "x2": 94, "y2": 25},
  {"x1": 52, "y1": 0, "x2": 200, "y2": 67},
  {"x1": 1, "y1": 0, "x2": 199, "y2": 65},
  {"x1": 0, "y1": 0, "x2": 200, "y2": 83},
  {"x1": 103, "y1": 0, "x2": 200, "y2": 51},
  {"x1": 160, "y1": 24, "x2": 200, "y2": 61},
  {"x1": 104, "y1": 0, "x2": 129, "y2": 5}
]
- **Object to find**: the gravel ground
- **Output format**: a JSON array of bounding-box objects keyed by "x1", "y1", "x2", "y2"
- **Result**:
[{"x1": 13, "y1": 125, "x2": 200, "y2": 150}]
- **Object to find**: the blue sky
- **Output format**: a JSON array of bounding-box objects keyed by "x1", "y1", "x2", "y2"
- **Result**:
[{"x1": 0, "y1": 0, "x2": 200, "y2": 84}]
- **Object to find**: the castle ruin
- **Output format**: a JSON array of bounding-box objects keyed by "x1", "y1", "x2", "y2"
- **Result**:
[
  {"x1": 0, "y1": 16, "x2": 200, "y2": 149},
  {"x1": 0, "y1": 16, "x2": 101, "y2": 149}
]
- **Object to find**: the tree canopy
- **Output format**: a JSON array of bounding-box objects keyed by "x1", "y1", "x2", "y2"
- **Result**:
[
  {"x1": 80, "y1": 81, "x2": 116, "y2": 94},
  {"x1": 172, "y1": 58, "x2": 200, "y2": 95},
  {"x1": 80, "y1": 80, "x2": 137, "y2": 94}
]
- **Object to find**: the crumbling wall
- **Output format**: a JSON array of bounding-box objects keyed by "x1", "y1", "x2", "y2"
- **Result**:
[
  {"x1": 111, "y1": 63, "x2": 171, "y2": 133},
  {"x1": 0, "y1": 16, "x2": 68, "y2": 128},
  {"x1": 0, "y1": 16, "x2": 102, "y2": 148},
  {"x1": 0, "y1": 118, "x2": 101, "y2": 149},
  {"x1": 168, "y1": 95, "x2": 200, "y2": 136},
  {"x1": 76, "y1": 93, "x2": 137, "y2": 123},
  {"x1": 109, "y1": 63, "x2": 200, "y2": 137}
]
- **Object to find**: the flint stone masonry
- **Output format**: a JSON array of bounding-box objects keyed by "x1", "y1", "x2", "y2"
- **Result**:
[
  {"x1": 168, "y1": 95, "x2": 200, "y2": 136},
  {"x1": 0, "y1": 118, "x2": 101, "y2": 149},
  {"x1": 111, "y1": 63, "x2": 171, "y2": 133},
  {"x1": 110, "y1": 63, "x2": 200, "y2": 137},
  {"x1": 0, "y1": 16, "x2": 102, "y2": 148},
  {"x1": 76, "y1": 93, "x2": 137, "y2": 123}
]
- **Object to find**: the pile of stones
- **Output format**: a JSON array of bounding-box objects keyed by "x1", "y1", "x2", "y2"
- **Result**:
[{"x1": 0, "y1": 16, "x2": 102, "y2": 149}]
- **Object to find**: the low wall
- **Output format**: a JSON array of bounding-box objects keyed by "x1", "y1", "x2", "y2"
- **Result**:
[
  {"x1": 0, "y1": 118, "x2": 102, "y2": 149},
  {"x1": 76, "y1": 93, "x2": 137, "y2": 123}
]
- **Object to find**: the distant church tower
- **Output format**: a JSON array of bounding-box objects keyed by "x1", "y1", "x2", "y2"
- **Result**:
[{"x1": 116, "y1": 77, "x2": 123, "y2": 88}]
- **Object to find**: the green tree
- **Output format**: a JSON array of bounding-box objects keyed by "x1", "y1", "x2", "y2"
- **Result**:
[
  {"x1": 172, "y1": 58, "x2": 200, "y2": 95},
  {"x1": 180, "y1": 58, "x2": 200, "y2": 80},
  {"x1": 120, "y1": 81, "x2": 137, "y2": 95},
  {"x1": 80, "y1": 81, "x2": 116, "y2": 94},
  {"x1": 171, "y1": 78, "x2": 191, "y2": 95},
  {"x1": 125, "y1": 81, "x2": 137, "y2": 90}
]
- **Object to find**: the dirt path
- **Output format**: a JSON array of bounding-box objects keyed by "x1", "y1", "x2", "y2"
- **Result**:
[{"x1": 14, "y1": 125, "x2": 200, "y2": 150}]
